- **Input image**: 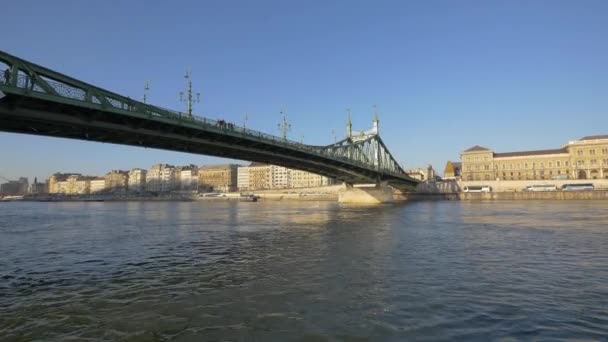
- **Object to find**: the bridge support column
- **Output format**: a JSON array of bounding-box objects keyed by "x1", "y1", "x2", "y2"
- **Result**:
[{"x1": 338, "y1": 182, "x2": 394, "y2": 204}]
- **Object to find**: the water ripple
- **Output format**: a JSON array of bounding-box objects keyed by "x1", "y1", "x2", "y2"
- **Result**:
[{"x1": 0, "y1": 200, "x2": 607, "y2": 340}]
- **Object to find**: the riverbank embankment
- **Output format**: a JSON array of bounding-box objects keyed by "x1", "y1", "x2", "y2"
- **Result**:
[{"x1": 398, "y1": 190, "x2": 608, "y2": 201}]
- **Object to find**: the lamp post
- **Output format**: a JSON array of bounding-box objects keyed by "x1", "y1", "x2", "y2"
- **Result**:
[
  {"x1": 277, "y1": 109, "x2": 291, "y2": 141},
  {"x1": 179, "y1": 69, "x2": 200, "y2": 119},
  {"x1": 143, "y1": 81, "x2": 150, "y2": 104}
]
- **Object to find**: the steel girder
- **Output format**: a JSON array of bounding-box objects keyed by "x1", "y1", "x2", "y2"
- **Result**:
[{"x1": 0, "y1": 50, "x2": 419, "y2": 189}]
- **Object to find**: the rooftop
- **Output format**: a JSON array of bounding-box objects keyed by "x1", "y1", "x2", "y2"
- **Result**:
[
  {"x1": 199, "y1": 164, "x2": 239, "y2": 170},
  {"x1": 494, "y1": 148, "x2": 567, "y2": 158},
  {"x1": 579, "y1": 134, "x2": 608, "y2": 141},
  {"x1": 248, "y1": 162, "x2": 269, "y2": 167},
  {"x1": 463, "y1": 145, "x2": 491, "y2": 153}
]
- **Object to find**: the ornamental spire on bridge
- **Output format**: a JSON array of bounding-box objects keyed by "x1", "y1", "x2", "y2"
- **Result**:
[
  {"x1": 179, "y1": 69, "x2": 200, "y2": 119},
  {"x1": 372, "y1": 104, "x2": 379, "y2": 135},
  {"x1": 346, "y1": 108, "x2": 352, "y2": 138},
  {"x1": 143, "y1": 81, "x2": 150, "y2": 104},
  {"x1": 278, "y1": 109, "x2": 291, "y2": 141}
]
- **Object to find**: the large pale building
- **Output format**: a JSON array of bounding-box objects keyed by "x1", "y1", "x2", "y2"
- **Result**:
[
  {"x1": 270, "y1": 165, "x2": 291, "y2": 189},
  {"x1": 290, "y1": 169, "x2": 333, "y2": 188},
  {"x1": 57, "y1": 175, "x2": 94, "y2": 195},
  {"x1": 238, "y1": 163, "x2": 334, "y2": 190},
  {"x1": 248, "y1": 163, "x2": 272, "y2": 190},
  {"x1": 30, "y1": 177, "x2": 47, "y2": 195},
  {"x1": 105, "y1": 170, "x2": 129, "y2": 192},
  {"x1": 404, "y1": 165, "x2": 436, "y2": 182},
  {"x1": 128, "y1": 168, "x2": 147, "y2": 192},
  {"x1": 179, "y1": 165, "x2": 198, "y2": 192},
  {"x1": 47, "y1": 173, "x2": 80, "y2": 194},
  {"x1": 237, "y1": 166, "x2": 250, "y2": 191},
  {"x1": 146, "y1": 164, "x2": 176, "y2": 192},
  {"x1": 0, "y1": 177, "x2": 28, "y2": 196},
  {"x1": 460, "y1": 135, "x2": 608, "y2": 181},
  {"x1": 89, "y1": 178, "x2": 106, "y2": 193},
  {"x1": 198, "y1": 164, "x2": 238, "y2": 192}
]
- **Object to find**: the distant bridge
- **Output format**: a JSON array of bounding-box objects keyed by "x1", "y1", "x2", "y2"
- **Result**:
[{"x1": 0, "y1": 50, "x2": 418, "y2": 190}]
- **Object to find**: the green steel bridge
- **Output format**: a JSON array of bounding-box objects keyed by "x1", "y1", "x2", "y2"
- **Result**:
[{"x1": 0, "y1": 50, "x2": 418, "y2": 190}]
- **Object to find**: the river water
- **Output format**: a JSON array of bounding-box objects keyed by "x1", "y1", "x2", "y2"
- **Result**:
[{"x1": 1, "y1": 200, "x2": 607, "y2": 341}]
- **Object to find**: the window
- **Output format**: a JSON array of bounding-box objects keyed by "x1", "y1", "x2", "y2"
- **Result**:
[
  {"x1": 577, "y1": 150, "x2": 584, "y2": 156},
  {"x1": 590, "y1": 149, "x2": 596, "y2": 155},
  {"x1": 557, "y1": 170, "x2": 561, "y2": 175},
  {"x1": 603, "y1": 148, "x2": 608, "y2": 154},
  {"x1": 548, "y1": 162, "x2": 552, "y2": 167},
  {"x1": 510, "y1": 164, "x2": 513, "y2": 169},
  {"x1": 591, "y1": 159, "x2": 597, "y2": 165},
  {"x1": 540, "y1": 162, "x2": 544, "y2": 168},
  {"x1": 525, "y1": 163, "x2": 528, "y2": 169},
  {"x1": 502, "y1": 164, "x2": 506, "y2": 170},
  {"x1": 577, "y1": 160, "x2": 585, "y2": 166},
  {"x1": 532, "y1": 162, "x2": 536, "y2": 168},
  {"x1": 517, "y1": 163, "x2": 521, "y2": 169},
  {"x1": 476, "y1": 157, "x2": 480, "y2": 162},
  {"x1": 484, "y1": 165, "x2": 489, "y2": 170},
  {"x1": 604, "y1": 159, "x2": 608, "y2": 165},
  {"x1": 565, "y1": 161, "x2": 569, "y2": 166},
  {"x1": 484, "y1": 156, "x2": 488, "y2": 161},
  {"x1": 557, "y1": 161, "x2": 561, "y2": 167}
]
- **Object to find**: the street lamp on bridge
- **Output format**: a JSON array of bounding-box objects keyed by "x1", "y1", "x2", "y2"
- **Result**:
[
  {"x1": 179, "y1": 69, "x2": 200, "y2": 119},
  {"x1": 278, "y1": 109, "x2": 291, "y2": 141},
  {"x1": 143, "y1": 81, "x2": 150, "y2": 104}
]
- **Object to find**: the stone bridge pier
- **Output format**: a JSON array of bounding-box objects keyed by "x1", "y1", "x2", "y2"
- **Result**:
[{"x1": 338, "y1": 182, "x2": 394, "y2": 204}]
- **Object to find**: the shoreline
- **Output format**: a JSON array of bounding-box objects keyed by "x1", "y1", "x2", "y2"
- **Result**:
[{"x1": 6, "y1": 188, "x2": 608, "y2": 203}]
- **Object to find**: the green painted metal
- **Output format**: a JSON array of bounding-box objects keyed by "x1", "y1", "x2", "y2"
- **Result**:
[{"x1": 0, "y1": 50, "x2": 419, "y2": 188}]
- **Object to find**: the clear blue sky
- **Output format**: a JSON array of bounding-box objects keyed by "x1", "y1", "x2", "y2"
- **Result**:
[{"x1": 2, "y1": 0, "x2": 608, "y2": 181}]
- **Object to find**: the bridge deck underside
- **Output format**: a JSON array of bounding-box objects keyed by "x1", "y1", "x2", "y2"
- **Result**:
[{"x1": 0, "y1": 93, "x2": 416, "y2": 190}]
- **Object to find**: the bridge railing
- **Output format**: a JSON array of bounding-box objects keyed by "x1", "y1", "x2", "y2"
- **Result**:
[
  {"x1": 1, "y1": 69, "x2": 410, "y2": 180},
  {"x1": 1, "y1": 70, "x2": 312, "y2": 147},
  {"x1": 1, "y1": 70, "x2": 326, "y2": 154}
]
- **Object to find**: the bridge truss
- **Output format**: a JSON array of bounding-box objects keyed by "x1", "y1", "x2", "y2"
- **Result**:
[{"x1": 0, "y1": 50, "x2": 418, "y2": 190}]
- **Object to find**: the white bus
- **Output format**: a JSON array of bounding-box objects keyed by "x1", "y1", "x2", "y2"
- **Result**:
[
  {"x1": 463, "y1": 185, "x2": 491, "y2": 193},
  {"x1": 524, "y1": 185, "x2": 557, "y2": 191},
  {"x1": 561, "y1": 183, "x2": 594, "y2": 191}
]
